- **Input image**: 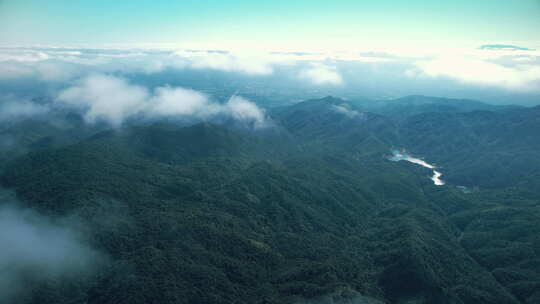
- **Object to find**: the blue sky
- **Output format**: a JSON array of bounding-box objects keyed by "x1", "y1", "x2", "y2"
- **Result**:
[
  {"x1": 0, "y1": 0, "x2": 539, "y2": 106},
  {"x1": 1, "y1": 0, "x2": 539, "y2": 49}
]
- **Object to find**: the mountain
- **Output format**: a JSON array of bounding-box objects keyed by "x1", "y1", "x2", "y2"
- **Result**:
[
  {"x1": 399, "y1": 105, "x2": 540, "y2": 189},
  {"x1": 0, "y1": 112, "x2": 90, "y2": 164},
  {"x1": 1, "y1": 96, "x2": 539, "y2": 304},
  {"x1": 271, "y1": 96, "x2": 398, "y2": 155},
  {"x1": 356, "y1": 95, "x2": 521, "y2": 119}
]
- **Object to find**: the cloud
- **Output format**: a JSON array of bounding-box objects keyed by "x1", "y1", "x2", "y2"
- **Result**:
[
  {"x1": 299, "y1": 63, "x2": 343, "y2": 85},
  {"x1": 479, "y1": 44, "x2": 533, "y2": 51},
  {"x1": 0, "y1": 194, "x2": 102, "y2": 302},
  {"x1": 150, "y1": 89, "x2": 268, "y2": 127},
  {"x1": 0, "y1": 48, "x2": 50, "y2": 62},
  {"x1": 331, "y1": 104, "x2": 360, "y2": 118},
  {"x1": 0, "y1": 48, "x2": 175, "y2": 80},
  {"x1": 175, "y1": 51, "x2": 274, "y2": 75},
  {"x1": 295, "y1": 291, "x2": 384, "y2": 304},
  {"x1": 358, "y1": 51, "x2": 402, "y2": 62},
  {"x1": 0, "y1": 48, "x2": 86, "y2": 80},
  {"x1": 0, "y1": 47, "x2": 278, "y2": 80},
  {"x1": 33, "y1": 60, "x2": 83, "y2": 81},
  {"x1": 0, "y1": 61, "x2": 37, "y2": 79},
  {"x1": 56, "y1": 74, "x2": 270, "y2": 127},
  {"x1": 1, "y1": 46, "x2": 539, "y2": 104},
  {"x1": 413, "y1": 55, "x2": 540, "y2": 91},
  {"x1": 271, "y1": 51, "x2": 321, "y2": 56},
  {"x1": 0, "y1": 59, "x2": 83, "y2": 82},
  {"x1": 57, "y1": 74, "x2": 149, "y2": 126},
  {"x1": 224, "y1": 95, "x2": 268, "y2": 128},
  {"x1": 150, "y1": 86, "x2": 215, "y2": 117},
  {"x1": 0, "y1": 99, "x2": 50, "y2": 121}
]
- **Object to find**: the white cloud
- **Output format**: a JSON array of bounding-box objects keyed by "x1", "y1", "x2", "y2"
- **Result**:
[
  {"x1": 224, "y1": 95, "x2": 268, "y2": 128},
  {"x1": 1, "y1": 45, "x2": 539, "y2": 94},
  {"x1": 34, "y1": 61, "x2": 82, "y2": 81},
  {"x1": 0, "y1": 49, "x2": 49, "y2": 62},
  {"x1": 0, "y1": 48, "x2": 174, "y2": 80},
  {"x1": 299, "y1": 63, "x2": 343, "y2": 85},
  {"x1": 57, "y1": 74, "x2": 149, "y2": 126},
  {"x1": 0, "y1": 47, "x2": 277, "y2": 80},
  {"x1": 149, "y1": 86, "x2": 217, "y2": 117},
  {"x1": 0, "y1": 48, "x2": 86, "y2": 81},
  {"x1": 175, "y1": 51, "x2": 274, "y2": 75},
  {"x1": 56, "y1": 74, "x2": 269, "y2": 127},
  {"x1": 331, "y1": 104, "x2": 360, "y2": 118},
  {"x1": 0, "y1": 202, "x2": 101, "y2": 303},
  {"x1": 0, "y1": 100, "x2": 49, "y2": 121},
  {"x1": 0, "y1": 61, "x2": 36, "y2": 79},
  {"x1": 414, "y1": 55, "x2": 540, "y2": 91}
]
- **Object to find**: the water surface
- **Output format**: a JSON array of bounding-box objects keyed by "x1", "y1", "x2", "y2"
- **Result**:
[{"x1": 389, "y1": 150, "x2": 445, "y2": 186}]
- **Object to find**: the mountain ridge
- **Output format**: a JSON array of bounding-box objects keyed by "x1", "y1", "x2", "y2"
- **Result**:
[{"x1": 1, "y1": 95, "x2": 539, "y2": 304}]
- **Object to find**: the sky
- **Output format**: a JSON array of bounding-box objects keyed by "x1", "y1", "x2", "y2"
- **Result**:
[
  {"x1": 1, "y1": 0, "x2": 539, "y2": 50},
  {"x1": 0, "y1": 0, "x2": 539, "y2": 108}
]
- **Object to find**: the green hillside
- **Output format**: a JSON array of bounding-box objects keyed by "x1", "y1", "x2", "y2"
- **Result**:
[{"x1": 1, "y1": 96, "x2": 539, "y2": 304}]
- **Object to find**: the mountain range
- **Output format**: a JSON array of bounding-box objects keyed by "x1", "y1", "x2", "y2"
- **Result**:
[{"x1": 1, "y1": 95, "x2": 539, "y2": 304}]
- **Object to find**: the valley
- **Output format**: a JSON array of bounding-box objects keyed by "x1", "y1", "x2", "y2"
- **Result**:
[
  {"x1": 389, "y1": 149, "x2": 445, "y2": 185},
  {"x1": 1, "y1": 95, "x2": 539, "y2": 304}
]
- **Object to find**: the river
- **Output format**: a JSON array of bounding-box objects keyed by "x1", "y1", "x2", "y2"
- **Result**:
[{"x1": 389, "y1": 149, "x2": 445, "y2": 186}]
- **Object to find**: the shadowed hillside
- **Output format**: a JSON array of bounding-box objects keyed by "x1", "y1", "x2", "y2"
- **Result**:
[{"x1": 1, "y1": 96, "x2": 539, "y2": 304}]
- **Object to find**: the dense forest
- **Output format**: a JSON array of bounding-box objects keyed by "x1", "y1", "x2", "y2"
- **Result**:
[{"x1": 1, "y1": 96, "x2": 539, "y2": 304}]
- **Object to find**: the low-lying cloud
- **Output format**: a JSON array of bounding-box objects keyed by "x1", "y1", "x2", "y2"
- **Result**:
[
  {"x1": 177, "y1": 50, "x2": 274, "y2": 75},
  {"x1": 56, "y1": 74, "x2": 270, "y2": 127},
  {"x1": 224, "y1": 95, "x2": 268, "y2": 128},
  {"x1": 332, "y1": 104, "x2": 360, "y2": 118},
  {"x1": 479, "y1": 44, "x2": 533, "y2": 51},
  {"x1": 1, "y1": 45, "x2": 539, "y2": 106},
  {"x1": 0, "y1": 194, "x2": 102, "y2": 303},
  {"x1": 295, "y1": 292, "x2": 384, "y2": 304},
  {"x1": 57, "y1": 74, "x2": 149, "y2": 126},
  {"x1": 0, "y1": 47, "x2": 278, "y2": 80},
  {"x1": 299, "y1": 63, "x2": 343, "y2": 85},
  {"x1": 0, "y1": 99, "x2": 50, "y2": 121},
  {"x1": 412, "y1": 54, "x2": 540, "y2": 91},
  {"x1": 149, "y1": 85, "x2": 214, "y2": 117}
]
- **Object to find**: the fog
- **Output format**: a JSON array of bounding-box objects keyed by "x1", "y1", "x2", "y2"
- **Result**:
[
  {"x1": 0, "y1": 99, "x2": 49, "y2": 121},
  {"x1": 0, "y1": 45, "x2": 539, "y2": 109},
  {"x1": 296, "y1": 292, "x2": 384, "y2": 304},
  {"x1": 0, "y1": 190, "x2": 103, "y2": 302},
  {"x1": 54, "y1": 74, "x2": 269, "y2": 127}
]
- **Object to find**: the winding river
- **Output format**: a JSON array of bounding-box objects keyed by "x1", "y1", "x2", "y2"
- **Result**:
[{"x1": 389, "y1": 150, "x2": 445, "y2": 186}]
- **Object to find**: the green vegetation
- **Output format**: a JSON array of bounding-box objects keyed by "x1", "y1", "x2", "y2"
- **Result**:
[{"x1": 1, "y1": 96, "x2": 538, "y2": 303}]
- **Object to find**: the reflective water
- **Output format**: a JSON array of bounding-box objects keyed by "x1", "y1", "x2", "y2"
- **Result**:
[{"x1": 389, "y1": 150, "x2": 445, "y2": 186}]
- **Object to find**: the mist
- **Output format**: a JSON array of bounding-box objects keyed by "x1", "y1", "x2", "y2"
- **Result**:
[
  {"x1": 0, "y1": 98, "x2": 50, "y2": 121},
  {"x1": 55, "y1": 74, "x2": 270, "y2": 127},
  {"x1": 0, "y1": 190, "x2": 103, "y2": 303},
  {"x1": 295, "y1": 292, "x2": 384, "y2": 304},
  {"x1": 1, "y1": 46, "x2": 539, "y2": 108}
]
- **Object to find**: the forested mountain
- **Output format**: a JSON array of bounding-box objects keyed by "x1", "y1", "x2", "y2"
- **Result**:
[
  {"x1": 1, "y1": 96, "x2": 539, "y2": 304},
  {"x1": 359, "y1": 95, "x2": 519, "y2": 118},
  {"x1": 400, "y1": 104, "x2": 540, "y2": 189}
]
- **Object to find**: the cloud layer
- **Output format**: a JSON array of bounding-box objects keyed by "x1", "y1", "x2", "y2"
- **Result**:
[
  {"x1": 412, "y1": 53, "x2": 540, "y2": 91},
  {"x1": 56, "y1": 74, "x2": 269, "y2": 127},
  {"x1": 0, "y1": 193, "x2": 101, "y2": 302},
  {"x1": 0, "y1": 99, "x2": 49, "y2": 121},
  {"x1": 332, "y1": 104, "x2": 360, "y2": 118},
  {"x1": 177, "y1": 50, "x2": 274, "y2": 75},
  {"x1": 299, "y1": 63, "x2": 343, "y2": 85},
  {"x1": 0, "y1": 44, "x2": 539, "y2": 107},
  {"x1": 1, "y1": 45, "x2": 539, "y2": 91},
  {"x1": 57, "y1": 74, "x2": 148, "y2": 125}
]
